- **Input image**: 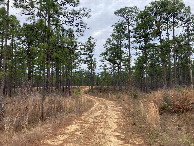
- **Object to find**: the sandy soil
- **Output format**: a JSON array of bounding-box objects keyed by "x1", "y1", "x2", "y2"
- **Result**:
[{"x1": 41, "y1": 92, "x2": 143, "y2": 146}]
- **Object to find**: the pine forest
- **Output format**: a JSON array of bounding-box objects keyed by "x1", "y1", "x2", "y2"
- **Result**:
[{"x1": 0, "y1": 0, "x2": 194, "y2": 145}]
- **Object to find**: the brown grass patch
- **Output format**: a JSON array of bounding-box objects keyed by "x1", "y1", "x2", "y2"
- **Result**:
[
  {"x1": 0, "y1": 87, "x2": 94, "y2": 145},
  {"x1": 90, "y1": 86, "x2": 194, "y2": 146},
  {"x1": 148, "y1": 88, "x2": 194, "y2": 114}
]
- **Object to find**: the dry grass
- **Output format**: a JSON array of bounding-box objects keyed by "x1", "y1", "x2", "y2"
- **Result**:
[
  {"x1": 0, "y1": 87, "x2": 94, "y2": 146},
  {"x1": 146, "y1": 88, "x2": 194, "y2": 145},
  {"x1": 90, "y1": 86, "x2": 194, "y2": 146},
  {"x1": 146, "y1": 101, "x2": 160, "y2": 128},
  {"x1": 148, "y1": 88, "x2": 194, "y2": 113}
]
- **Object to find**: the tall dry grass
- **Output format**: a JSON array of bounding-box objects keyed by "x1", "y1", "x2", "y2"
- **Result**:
[
  {"x1": 148, "y1": 88, "x2": 194, "y2": 113},
  {"x1": 0, "y1": 87, "x2": 93, "y2": 145},
  {"x1": 89, "y1": 86, "x2": 194, "y2": 145}
]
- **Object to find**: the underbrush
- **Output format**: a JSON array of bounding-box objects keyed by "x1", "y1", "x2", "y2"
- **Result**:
[
  {"x1": 89, "y1": 86, "x2": 194, "y2": 146},
  {"x1": 146, "y1": 88, "x2": 194, "y2": 145},
  {"x1": 0, "y1": 87, "x2": 93, "y2": 145},
  {"x1": 149, "y1": 88, "x2": 194, "y2": 114}
]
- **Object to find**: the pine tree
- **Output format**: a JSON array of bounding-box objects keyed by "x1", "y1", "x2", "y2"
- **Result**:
[
  {"x1": 114, "y1": 6, "x2": 139, "y2": 87},
  {"x1": 84, "y1": 36, "x2": 96, "y2": 92}
]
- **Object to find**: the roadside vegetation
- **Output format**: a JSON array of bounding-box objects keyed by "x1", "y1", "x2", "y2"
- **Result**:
[
  {"x1": 88, "y1": 86, "x2": 194, "y2": 145},
  {"x1": 0, "y1": 87, "x2": 93, "y2": 146}
]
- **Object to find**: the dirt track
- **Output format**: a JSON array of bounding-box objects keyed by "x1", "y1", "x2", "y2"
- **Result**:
[{"x1": 42, "y1": 92, "x2": 143, "y2": 146}]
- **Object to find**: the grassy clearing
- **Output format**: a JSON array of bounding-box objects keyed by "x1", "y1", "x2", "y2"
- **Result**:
[{"x1": 0, "y1": 87, "x2": 93, "y2": 146}]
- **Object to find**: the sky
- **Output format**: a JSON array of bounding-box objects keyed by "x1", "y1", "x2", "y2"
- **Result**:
[
  {"x1": 78, "y1": 0, "x2": 194, "y2": 70},
  {"x1": 8, "y1": 0, "x2": 194, "y2": 71}
]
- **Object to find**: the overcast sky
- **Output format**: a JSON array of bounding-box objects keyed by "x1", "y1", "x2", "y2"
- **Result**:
[
  {"x1": 78, "y1": 0, "x2": 194, "y2": 70},
  {"x1": 9, "y1": 0, "x2": 194, "y2": 71}
]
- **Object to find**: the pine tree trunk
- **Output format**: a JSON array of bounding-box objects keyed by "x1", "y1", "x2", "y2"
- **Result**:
[
  {"x1": 41, "y1": 50, "x2": 46, "y2": 121},
  {"x1": 62, "y1": 69, "x2": 65, "y2": 92},
  {"x1": 145, "y1": 49, "x2": 148, "y2": 93},
  {"x1": 91, "y1": 61, "x2": 94, "y2": 93},
  {"x1": 51, "y1": 62, "x2": 54, "y2": 92},
  {"x1": 151, "y1": 66, "x2": 155, "y2": 90},
  {"x1": 41, "y1": 18, "x2": 47, "y2": 121},
  {"x1": 167, "y1": 20, "x2": 172, "y2": 88},
  {"x1": 187, "y1": 23, "x2": 193, "y2": 88},
  {"x1": 119, "y1": 40, "x2": 122, "y2": 90},
  {"x1": 68, "y1": 75, "x2": 71, "y2": 96},
  {"x1": 46, "y1": 14, "x2": 51, "y2": 93},
  {"x1": 0, "y1": 35, "x2": 4, "y2": 69},
  {"x1": 9, "y1": 36, "x2": 14, "y2": 97},
  {"x1": 56, "y1": 61, "x2": 59, "y2": 91},
  {"x1": 173, "y1": 15, "x2": 177, "y2": 86},
  {"x1": 127, "y1": 23, "x2": 131, "y2": 88},
  {"x1": 113, "y1": 63, "x2": 116, "y2": 90},
  {"x1": 179, "y1": 65, "x2": 182, "y2": 85},
  {"x1": 65, "y1": 66, "x2": 68, "y2": 95},
  {"x1": 59, "y1": 68, "x2": 61, "y2": 91},
  {"x1": 0, "y1": 0, "x2": 9, "y2": 123},
  {"x1": 160, "y1": 32, "x2": 167, "y2": 88},
  {"x1": 27, "y1": 44, "x2": 32, "y2": 84},
  {"x1": 69, "y1": 55, "x2": 72, "y2": 97}
]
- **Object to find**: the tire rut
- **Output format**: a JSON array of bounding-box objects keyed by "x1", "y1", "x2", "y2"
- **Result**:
[{"x1": 42, "y1": 93, "x2": 132, "y2": 146}]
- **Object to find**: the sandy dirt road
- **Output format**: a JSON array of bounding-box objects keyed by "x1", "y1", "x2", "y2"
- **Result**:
[{"x1": 42, "y1": 92, "x2": 143, "y2": 146}]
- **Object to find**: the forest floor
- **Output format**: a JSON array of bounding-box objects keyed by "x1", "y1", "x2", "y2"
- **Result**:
[
  {"x1": 41, "y1": 88, "x2": 144, "y2": 146},
  {"x1": 88, "y1": 87, "x2": 194, "y2": 146},
  {"x1": 2, "y1": 87, "x2": 194, "y2": 146},
  {"x1": 33, "y1": 87, "x2": 194, "y2": 146}
]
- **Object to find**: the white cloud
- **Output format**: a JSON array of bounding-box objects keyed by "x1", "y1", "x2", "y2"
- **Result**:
[{"x1": 93, "y1": 26, "x2": 112, "y2": 37}]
